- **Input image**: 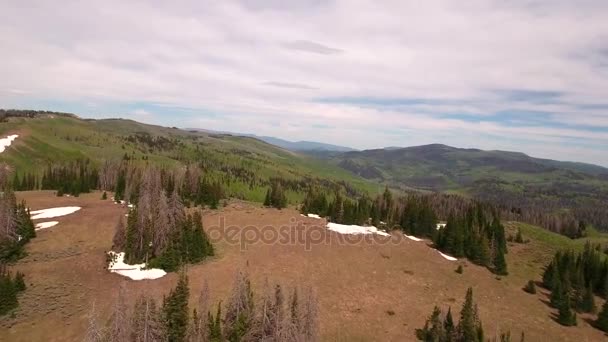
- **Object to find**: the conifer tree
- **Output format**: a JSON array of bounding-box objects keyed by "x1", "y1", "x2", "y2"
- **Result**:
[
  {"x1": 494, "y1": 248, "x2": 508, "y2": 276},
  {"x1": 596, "y1": 299, "x2": 608, "y2": 332},
  {"x1": 557, "y1": 296, "x2": 576, "y2": 326},
  {"x1": 163, "y1": 273, "x2": 190, "y2": 341}
]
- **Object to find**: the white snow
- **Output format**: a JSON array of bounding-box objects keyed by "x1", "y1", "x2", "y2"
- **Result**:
[
  {"x1": 0, "y1": 134, "x2": 18, "y2": 153},
  {"x1": 438, "y1": 251, "x2": 457, "y2": 261},
  {"x1": 307, "y1": 213, "x2": 321, "y2": 219},
  {"x1": 30, "y1": 206, "x2": 81, "y2": 220},
  {"x1": 404, "y1": 233, "x2": 424, "y2": 242},
  {"x1": 35, "y1": 221, "x2": 59, "y2": 230},
  {"x1": 326, "y1": 222, "x2": 390, "y2": 237},
  {"x1": 107, "y1": 251, "x2": 167, "y2": 281},
  {"x1": 436, "y1": 223, "x2": 447, "y2": 230}
]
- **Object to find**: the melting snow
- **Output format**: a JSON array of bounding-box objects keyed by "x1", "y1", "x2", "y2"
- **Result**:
[
  {"x1": 404, "y1": 234, "x2": 424, "y2": 242},
  {"x1": 107, "y1": 251, "x2": 167, "y2": 281},
  {"x1": 0, "y1": 134, "x2": 18, "y2": 153},
  {"x1": 35, "y1": 221, "x2": 59, "y2": 230},
  {"x1": 30, "y1": 206, "x2": 81, "y2": 220},
  {"x1": 307, "y1": 213, "x2": 321, "y2": 219},
  {"x1": 436, "y1": 223, "x2": 447, "y2": 230},
  {"x1": 438, "y1": 251, "x2": 457, "y2": 261},
  {"x1": 326, "y1": 222, "x2": 390, "y2": 237}
]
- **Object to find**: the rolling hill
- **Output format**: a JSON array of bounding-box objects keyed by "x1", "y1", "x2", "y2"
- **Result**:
[
  {"x1": 315, "y1": 144, "x2": 608, "y2": 230},
  {"x1": 0, "y1": 111, "x2": 380, "y2": 203}
]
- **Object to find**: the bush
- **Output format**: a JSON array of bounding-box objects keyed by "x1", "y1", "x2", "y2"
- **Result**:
[
  {"x1": 101, "y1": 191, "x2": 107, "y2": 200},
  {"x1": 524, "y1": 280, "x2": 536, "y2": 294},
  {"x1": 455, "y1": 265, "x2": 464, "y2": 274}
]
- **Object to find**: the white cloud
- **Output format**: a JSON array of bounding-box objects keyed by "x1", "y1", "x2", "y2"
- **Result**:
[{"x1": 0, "y1": 0, "x2": 607, "y2": 165}]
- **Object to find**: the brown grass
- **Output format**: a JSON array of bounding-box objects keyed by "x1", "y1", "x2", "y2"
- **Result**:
[{"x1": 1, "y1": 191, "x2": 605, "y2": 341}]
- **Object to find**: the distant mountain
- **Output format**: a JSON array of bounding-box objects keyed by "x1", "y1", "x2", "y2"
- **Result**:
[
  {"x1": 324, "y1": 143, "x2": 608, "y2": 188},
  {"x1": 319, "y1": 144, "x2": 608, "y2": 229},
  {"x1": 185, "y1": 128, "x2": 356, "y2": 152},
  {"x1": 256, "y1": 136, "x2": 356, "y2": 152}
]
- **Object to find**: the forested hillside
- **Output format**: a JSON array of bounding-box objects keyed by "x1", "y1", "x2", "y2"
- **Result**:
[
  {"x1": 0, "y1": 110, "x2": 379, "y2": 204},
  {"x1": 314, "y1": 144, "x2": 608, "y2": 233}
]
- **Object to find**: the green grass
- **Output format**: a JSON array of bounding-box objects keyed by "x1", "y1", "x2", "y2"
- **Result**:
[{"x1": 0, "y1": 115, "x2": 380, "y2": 202}]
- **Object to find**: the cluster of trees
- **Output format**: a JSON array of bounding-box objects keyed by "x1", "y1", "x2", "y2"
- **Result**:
[
  {"x1": 0, "y1": 264, "x2": 26, "y2": 316},
  {"x1": 0, "y1": 166, "x2": 34, "y2": 316},
  {"x1": 86, "y1": 271, "x2": 319, "y2": 342},
  {"x1": 0, "y1": 109, "x2": 76, "y2": 121},
  {"x1": 112, "y1": 168, "x2": 214, "y2": 272},
  {"x1": 14, "y1": 160, "x2": 99, "y2": 197},
  {"x1": 541, "y1": 242, "x2": 608, "y2": 327},
  {"x1": 416, "y1": 287, "x2": 520, "y2": 342},
  {"x1": 434, "y1": 206, "x2": 508, "y2": 275},
  {"x1": 264, "y1": 182, "x2": 288, "y2": 209},
  {"x1": 0, "y1": 185, "x2": 36, "y2": 262}
]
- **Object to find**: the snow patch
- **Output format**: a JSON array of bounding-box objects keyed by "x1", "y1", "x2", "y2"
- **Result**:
[
  {"x1": 326, "y1": 222, "x2": 390, "y2": 237},
  {"x1": 438, "y1": 251, "x2": 457, "y2": 261},
  {"x1": 107, "y1": 251, "x2": 167, "y2": 281},
  {"x1": 35, "y1": 221, "x2": 59, "y2": 230},
  {"x1": 404, "y1": 234, "x2": 424, "y2": 242},
  {"x1": 307, "y1": 213, "x2": 321, "y2": 219},
  {"x1": 436, "y1": 223, "x2": 447, "y2": 230},
  {"x1": 0, "y1": 134, "x2": 18, "y2": 153},
  {"x1": 30, "y1": 206, "x2": 81, "y2": 220}
]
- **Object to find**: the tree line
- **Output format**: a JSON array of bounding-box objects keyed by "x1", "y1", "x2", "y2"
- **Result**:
[
  {"x1": 301, "y1": 186, "x2": 508, "y2": 275},
  {"x1": 112, "y1": 168, "x2": 214, "y2": 272},
  {"x1": 86, "y1": 271, "x2": 319, "y2": 342},
  {"x1": 541, "y1": 242, "x2": 608, "y2": 329}
]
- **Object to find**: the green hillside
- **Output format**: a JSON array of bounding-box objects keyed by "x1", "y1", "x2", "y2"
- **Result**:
[
  {"x1": 313, "y1": 144, "x2": 608, "y2": 231},
  {"x1": 0, "y1": 113, "x2": 381, "y2": 203}
]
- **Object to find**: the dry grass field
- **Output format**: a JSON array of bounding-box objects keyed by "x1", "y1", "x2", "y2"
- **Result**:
[{"x1": 1, "y1": 191, "x2": 606, "y2": 341}]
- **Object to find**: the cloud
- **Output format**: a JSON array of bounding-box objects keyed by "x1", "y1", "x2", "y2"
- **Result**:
[
  {"x1": 262, "y1": 81, "x2": 318, "y2": 90},
  {"x1": 281, "y1": 40, "x2": 343, "y2": 55},
  {"x1": 0, "y1": 0, "x2": 607, "y2": 165}
]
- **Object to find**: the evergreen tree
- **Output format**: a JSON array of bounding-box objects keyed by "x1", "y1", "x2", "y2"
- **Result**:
[
  {"x1": 13, "y1": 272, "x2": 25, "y2": 292},
  {"x1": 596, "y1": 299, "x2": 608, "y2": 332},
  {"x1": 557, "y1": 296, "x2": 576, "y2": 327},
  {"x1": 0, "y1": 270, "x2": 18, "y2": 316},
  {"x1": 101, "y1": 191, "x2": 107, "y2": 200},
  {"x1": 458, "y1": 288, "x2": 481, "y2": 342},
  {"x1": 163, "y1": 273, "x2": 190, "y2": 341},
  {"x1": 579, "y1": 284, "x2": 596, "y2": 313},
  {"x1": 494, "y1": 248, "x2": 508, "y2": 276},
  {"x1": 208, "y1": 302, "x2": 223, "y2": 342}
]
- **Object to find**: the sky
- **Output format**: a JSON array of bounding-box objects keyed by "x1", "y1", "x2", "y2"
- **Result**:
[{"x1": 1, "y1": 1, "x2": 608, "y2": 166}]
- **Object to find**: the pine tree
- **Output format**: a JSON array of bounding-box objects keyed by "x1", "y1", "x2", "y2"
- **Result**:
[
  {"x1": 596, "y1": 299, "x2": 608, "y2": 332},
  {"x1": 580, "y1": 284, "x2": 596, "y2": 313},
  {"x1": 557, "y1": 296, "x2": 576, "y2": 326},
  {"x1": 494, "y1": 248, "x2": 508, "y2": 276},
  {"x1": 0, "y1": 271, "x2": 18, "y2": 315},
  {"x1": 458, "y1": 288, "x2": 481, "y2": 342},
  {"x1": 163, "y1": 273, "x2": 190, "y2": 341},
  {"x1": 14, "y1": 272, "x2": 25, "y2": 292},
  {"x1": 444, "y1": 307, "x2": 454, "y2": 339}
]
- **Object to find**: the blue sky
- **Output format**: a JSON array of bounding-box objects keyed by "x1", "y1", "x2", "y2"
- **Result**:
[{"x1": 1, "y1": 0, "x2": 607, "y2": 166}]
